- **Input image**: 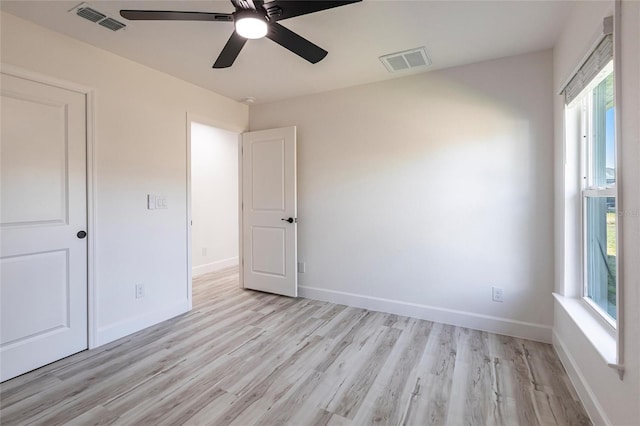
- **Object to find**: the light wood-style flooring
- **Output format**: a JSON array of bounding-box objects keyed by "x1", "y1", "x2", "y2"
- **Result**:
[{"x1": 1, "y1": 267, "x2": 590, "y2": 425}]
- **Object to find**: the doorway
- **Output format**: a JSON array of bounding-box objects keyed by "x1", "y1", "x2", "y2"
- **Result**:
[
  {"x1": 189, "y1": 121, "x2": 240, "y2": 285},
  {"x1": 186, "y1": 120, "x2": 298, "y2": 301}
]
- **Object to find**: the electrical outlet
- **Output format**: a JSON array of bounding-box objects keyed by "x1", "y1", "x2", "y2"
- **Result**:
[
  {"x1": 492, "y1": 286, "x2": 504, "y2": 302},
  {"x1": 135, "y1": 284, "x2": 145, "y2": 299},
  {"x1": 298, "y1": 262, "x2": 306, "y2": 273}
]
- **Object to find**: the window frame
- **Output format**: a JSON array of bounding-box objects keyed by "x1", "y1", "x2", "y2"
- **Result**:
[
  {"x1": 577, "y1": 61, "x2": 618, "y2": 329},
  {"x1": 556, "y1": 14, "x2": 624, "y2": 378}
]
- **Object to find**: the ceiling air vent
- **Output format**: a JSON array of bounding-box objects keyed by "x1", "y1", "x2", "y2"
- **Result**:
[
  {"x1": 379, "y1": 47, "x2": 432, "y2": 73},
  {"x1": 76, "y1": 6, "x2": 105, "y2": 22},
  {"x1": 70, "y1": 3, "x2": 127, "y2": 31},
  {"x1": 98, "y1": 17, "x2": 126, "y2": 32}
]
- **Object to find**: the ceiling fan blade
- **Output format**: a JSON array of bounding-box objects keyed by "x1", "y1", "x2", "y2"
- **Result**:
[
  {"x1": 120, "y1": 10, "x2": 233, "y2": 22},
  {"x1": 213, "y1": 32, "x2": 248, "y2": 68},
  {"x1": 266, "y1": 22, "x2": 327, "y2": 64},
  {"x1": 231, "y1": 0, "x2": 264, "y2": 10},
  {"x1": 263, "y1": 0, "x2": 361, "y2": 22}
]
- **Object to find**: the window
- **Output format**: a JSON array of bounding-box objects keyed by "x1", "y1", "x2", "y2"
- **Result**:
[
  {"x1": 558, "y1": 20, "x2": 623, "y2": 374},
  {"x1": 578, "y1": 61, "x2": 617, "y2": 323},
  {"x1": 563, "y1": 31, "x2": 617, "y2": 326}
]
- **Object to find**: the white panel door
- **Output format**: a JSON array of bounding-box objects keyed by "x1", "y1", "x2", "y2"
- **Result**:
[
  {"x1": 0, "y1": 73, "x2": 88, "y2": 382},
  {"x1": 242, "y1": 126, "x2": 297, "y2": 297}
]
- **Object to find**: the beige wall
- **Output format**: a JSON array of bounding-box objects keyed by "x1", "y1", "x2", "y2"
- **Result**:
[
  {"x1": 0, "y1": 12, "x2": 249, "y2": 345},
  {"x1": 552, "y1": 1, "x2": 640, "y2": 425},
  {"x1": 251, "y1": 49, "x2": 555, "y2": 341}
]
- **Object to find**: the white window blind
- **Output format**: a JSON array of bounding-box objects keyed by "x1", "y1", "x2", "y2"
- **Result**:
[{"x1": 563, "y1": 34, "x2": 613, "y2": 105}]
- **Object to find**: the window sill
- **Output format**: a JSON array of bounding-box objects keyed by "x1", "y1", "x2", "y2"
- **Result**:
[{"x1": 553, "y1": 293, "x2": 624, "y2": 377}]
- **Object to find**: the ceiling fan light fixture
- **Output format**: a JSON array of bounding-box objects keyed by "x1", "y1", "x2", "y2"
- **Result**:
[
  {"x1": 118, "y1": 0, "x2": 363, "y2": 68},
  {"x1": 235, "y1": 11, "x2": 268, "y2": 39}
]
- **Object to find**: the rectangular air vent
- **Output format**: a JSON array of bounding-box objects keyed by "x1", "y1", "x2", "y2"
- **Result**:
[
  {"x1": 69, "y1": 3, "x2": 127, "y2": 31},
  {"x1": 380, "y1": 47, "x2": 432, "y2": 73},
  {"x1": 98, "y1": 17, "x2": 126, "y2": 31},
  {"x1": 76, "y1": 6, "x2": 105, "y2": 22}
]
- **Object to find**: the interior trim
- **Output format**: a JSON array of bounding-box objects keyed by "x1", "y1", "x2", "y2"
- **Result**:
[{"x1": 299, "y1": 285, "x2": 552, "y2": 343}]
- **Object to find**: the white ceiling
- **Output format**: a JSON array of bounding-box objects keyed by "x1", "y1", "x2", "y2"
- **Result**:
[{"x1": 1, "y1": 0, "x2": 574, "y2": 104}]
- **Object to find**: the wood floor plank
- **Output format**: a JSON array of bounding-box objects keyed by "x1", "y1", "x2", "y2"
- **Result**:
[
  {"x1": 330, "y1": 326, "x2": 402, "y2": 419},
  {"x1": 490, "y1": 334, "x2": 543, "y2": 425},
  {"x1": 401, "y1": 323, "x2": 459, "y2": 426},
  {"x1": 444, "y1": 328, "x2": 495, "y2": 426},
  {"x1": 315, "y1": 310, "x2": 377, "y2": 372},
  {"x1": 220, "y1": 317, "x2": 325, "y2": 395},
  {"x1": 0, "y1": 266, "x2": 591, "y2": 426},
  {"x1": 212, "y1": 336, "x2": 325, "y2": 425},
  {"x1": 63, "y1": 405, "x2": 119, "y2": 426},
  {"x1": 6, "y1": 306, "x2": 263, "y2": 423},
  {"x1": 0, "y1": 374, "x2": 62, "y2": 409},
  {"x1": 310, "y1": 317, "x2": 391, "y2": 412},
  {"x1": 101, "y1": 328, "x2": 263, "y2": 419},
  {"x1": 181, "y1": 389, "x2": 238, "y2": 426},
  {"x1": 254, "y1": 369, "x2": 324, "y2": 425},
  {"x1": 352, "y1": 317, "x2": 433, "y2": 425}
]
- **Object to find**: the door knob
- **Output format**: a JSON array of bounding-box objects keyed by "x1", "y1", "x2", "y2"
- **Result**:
[
  {"x1": 77, "y1": 231, "x2": 87, "y2": 239},
  {"x1": 281, "y1": 217, "x2": 294, "y2": 223}
]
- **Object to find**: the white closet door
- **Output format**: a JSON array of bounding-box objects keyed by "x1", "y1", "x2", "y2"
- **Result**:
[{"x1": 1, "y1": 73, "x2": 88, "y2": 382}]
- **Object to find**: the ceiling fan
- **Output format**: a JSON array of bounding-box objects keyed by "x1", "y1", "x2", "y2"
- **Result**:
[{"x1": 120, "y1": 0, "x2": 362, "y2": 69}]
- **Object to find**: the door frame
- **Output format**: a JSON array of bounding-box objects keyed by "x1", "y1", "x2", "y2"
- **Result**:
[
  {"x1": 185, "y1": 113, "x2": 248, "y2": 305},
  {"x1": 0, "y1": 64, "x2": 98, "y2": 349}
]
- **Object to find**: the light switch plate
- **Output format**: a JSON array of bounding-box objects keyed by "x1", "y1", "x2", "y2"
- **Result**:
[
  {"x1": 157, "y1": 196, "x2": 168, "y2": 209},
  {"x1": 147, "y1": 194, "x2": 156, "y2": 210}
]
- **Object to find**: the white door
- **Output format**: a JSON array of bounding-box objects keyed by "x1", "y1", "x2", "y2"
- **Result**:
[
  {"x1": 0, "y1": 73, "x2": 88, "y2": 382},
  {"x1": 242, "y1": 126, "x2": 297, "y2": 297}
]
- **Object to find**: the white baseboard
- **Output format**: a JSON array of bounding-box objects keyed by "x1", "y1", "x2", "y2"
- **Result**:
[
  {"x1": 552, "y1": 330, "x2": 610, "y2": 426},
  {"x1": 192, "y1": 257, "x2": 239, "y2": 277},
  {"x1": 95, "y1": 299, "x2": 190, "y2": 347},
  {"x1": 298, "y1": 285, "x2": 552, "y2": 343}
]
